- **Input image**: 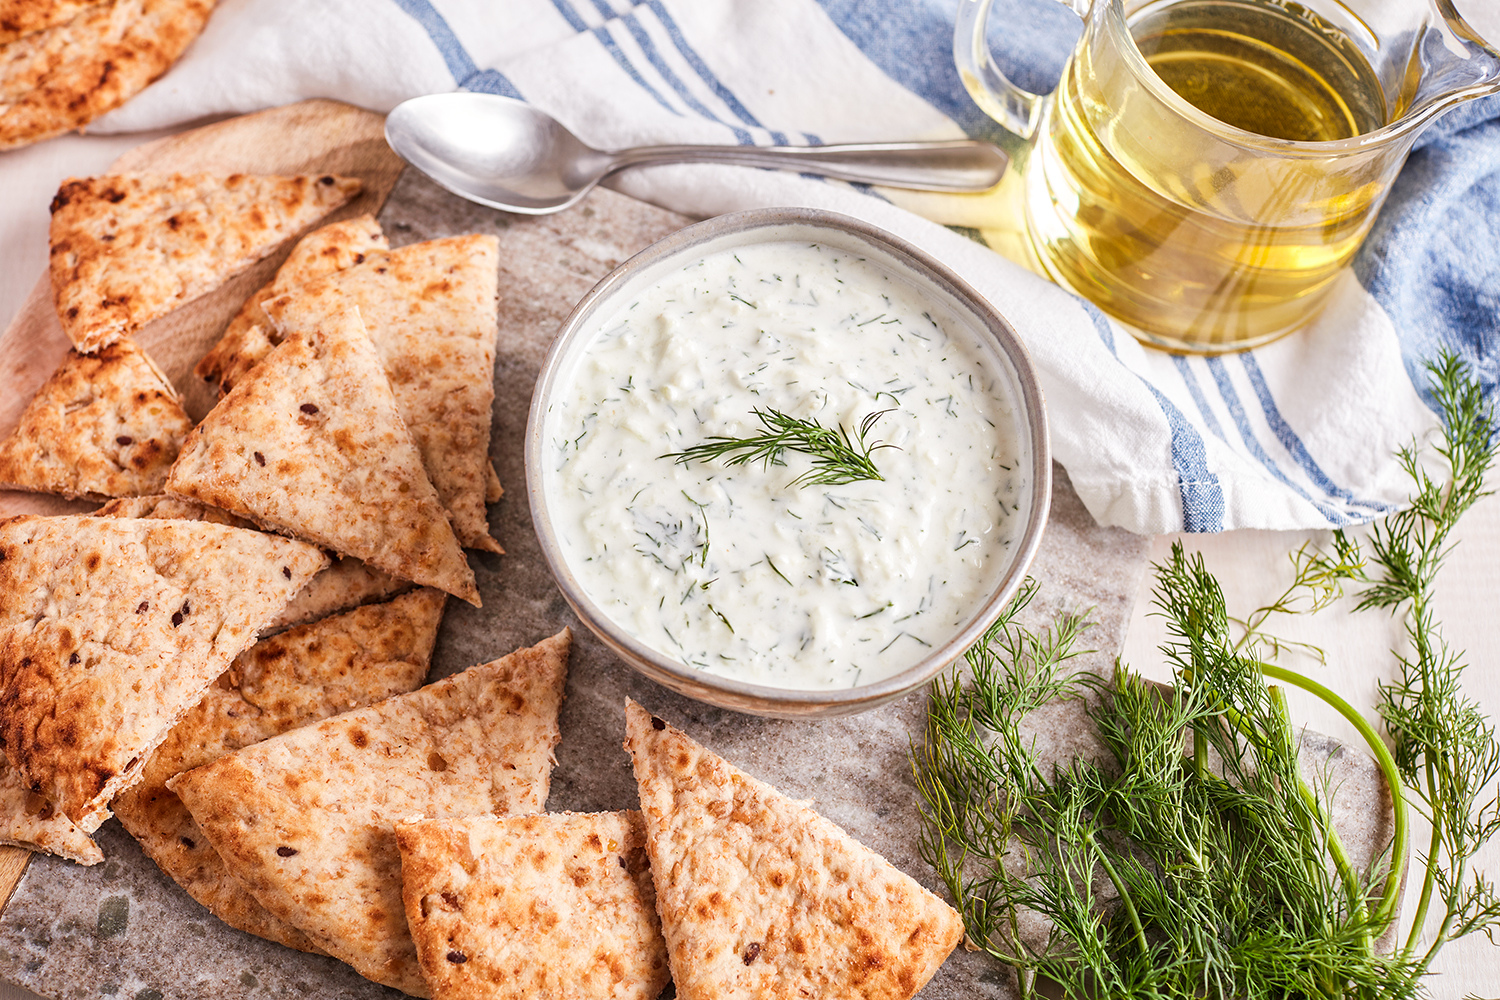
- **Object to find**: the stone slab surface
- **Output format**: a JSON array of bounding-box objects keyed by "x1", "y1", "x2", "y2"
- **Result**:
[{"x1": 0, "y1": 173, "x2": 1388, "y2": 1000}]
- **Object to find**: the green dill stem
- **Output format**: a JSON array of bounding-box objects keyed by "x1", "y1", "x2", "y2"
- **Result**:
[
  {"x1": 1274, "y1": 682, "x2": 1373, "y2": 955},
  {"x1": 1188, "y1": 661, "x2": 1390, "y2": 954},
  {"x1": 1257, "y1": 660, "x2": 1409, "y2": 932},
  {"x1": 1082, "y1": 829, "x2": 1149, "y2": 960},
  {"x1": 1193, "y1": 726, "x2": 1208, "y2": 783},
  {"x1": 1419, "y1": 851, "x2": 1468, "y2": 974},
  {"x1": 1401, "y1": 758, "x2": 1442, "y2": 959}
]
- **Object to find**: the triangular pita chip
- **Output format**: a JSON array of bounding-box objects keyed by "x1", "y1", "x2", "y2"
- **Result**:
[
  {"x1": 164, "y1": 307, "x2": 480, "y2": 605},
  {"x1": 169, "y1": 629, "x2": 570, "y2": 996},
  {"x1": 94, "y1": 494, "x2": 413, "y2": 629},
  {"x1": 0, "y1": 515, "x2": 327, "y2": 831},
  {"x1": 263, "y1": 234, "x2": 502, "y2": 553},
  {"x1": 623, "y1": 701, "x2": 963, "y2": 1000},
  {"x1": 114, "y1": 587, "x2": 446, "y2": 952},
  {"x1": 196, "y1": 214, "x2": 389, "y2": 396},
  {"x1": 0, "y1": 0, "x2": 215, "y2": 151},
  {"x1": 397, "y1": 810, "x2": 670, "y2": 1000},
  {"x1": 0, "y1": 754, "x2": 102, "y2": 865},
  {"x1": 49, "y1": 170, "x2": 360, "y2": 352},
  {"x1": 0, "y1": 340, "x2": 192, "y2": 500}
]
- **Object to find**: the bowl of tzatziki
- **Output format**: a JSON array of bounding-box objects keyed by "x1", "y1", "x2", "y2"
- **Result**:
[{"x1": 527, "y1": 208, "x2": 1050, "y2": 718}]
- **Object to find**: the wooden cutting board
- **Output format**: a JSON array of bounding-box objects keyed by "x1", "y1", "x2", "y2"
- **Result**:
[{"x1": 0, "y1": 100, "x2": 1389, "y2": 1000}]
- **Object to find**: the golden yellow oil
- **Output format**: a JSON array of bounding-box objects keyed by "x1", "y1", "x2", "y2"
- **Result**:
[{"x1": 1023, "y1": 0, "x2": 1392, "y2": 351}]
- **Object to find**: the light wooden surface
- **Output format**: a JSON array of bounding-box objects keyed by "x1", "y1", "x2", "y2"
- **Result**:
[{"x1": 0, "y1": 103, "x2": 1496, "y2": 998}]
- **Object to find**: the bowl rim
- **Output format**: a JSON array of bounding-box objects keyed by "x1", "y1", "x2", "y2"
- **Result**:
[{"x1": 525, "y1": 207, "x2": 1051, "y2": 717}]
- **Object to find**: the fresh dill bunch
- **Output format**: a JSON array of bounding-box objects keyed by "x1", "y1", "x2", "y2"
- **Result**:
[
  {"x1": 915, "y1": 559, "x2": 1408, "y2": 999},
  {"x1": 913, "y1": 352, "x2": 1497, "y2": 999},
  {"x1": 663, "y1": 407, "x2": 895, "y2": 487}
]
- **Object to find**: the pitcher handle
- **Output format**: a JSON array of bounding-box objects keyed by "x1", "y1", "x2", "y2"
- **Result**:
[{"x1": 954, "y1": 0, "x2": 1091, "y2": 140}]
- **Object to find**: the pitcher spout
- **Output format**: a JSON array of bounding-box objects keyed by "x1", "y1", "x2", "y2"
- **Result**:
[{"x1": 1379, "y1": 0, "x2": 1500, "y2": 141}]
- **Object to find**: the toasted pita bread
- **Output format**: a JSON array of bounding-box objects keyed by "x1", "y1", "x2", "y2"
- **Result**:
[
  {"x1": 268, "y1": 556, "x2": 411, "y2": 631},
  {"x1": 169, "y1": 629, "x2": 571, "y2": 996},
  {"x1": 623, "y1": 701, "x2": 963, "y2": 1000},
  {"x1": 0, "y1": 0, "x2": 214, "y2": 151},
  {"x1": 397, "y1": 810, "x2": 669, "y2": 1000},
  {"x1": 113, "y1": 588, "x2": 446, "y2": 952},
  {"x1": 0, "y1": 754, "x2": 102, "y2": 865},
  {"x1": 49, "y1": 170, "x2": 360, "y2": 353},
  {"x1": 0, "y1": 0, "x2": 103, "y2": 46},
  {"x1": 0, "y1": 340, "x2": 192, "y2": 500},
  {"x1": 165, "y1": 308, "x2": 480, "y2": 606},
  {"x1": 94, "y1": 494, "x2": 412, "y2": 629},
  {"x1": 0, "y1": 515, "x2": 327, "y2": 831},
  {"x1": 263, "y1": 234, "x2": 502, "y2": 553},
  {"x1": 94, "y1": 493, "x2": 251, "y2": 526},
  {"x1": 196, "y1": 214, "x2": 389, "y2": 396}
]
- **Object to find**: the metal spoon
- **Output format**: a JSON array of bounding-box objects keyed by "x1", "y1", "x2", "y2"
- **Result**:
[{"x1": 384, "y1": 93, "x2": 1008, "y2": 215}]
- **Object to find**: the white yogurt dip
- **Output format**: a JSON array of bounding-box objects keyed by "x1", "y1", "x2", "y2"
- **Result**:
[{"x1": 543, "y1": 240, "x2": 1025, "y2": 690}]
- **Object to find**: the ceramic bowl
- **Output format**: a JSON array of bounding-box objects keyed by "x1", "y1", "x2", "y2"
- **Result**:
[{"x1": 526, "y1": 208, "x2": 1050, "y2": 718}]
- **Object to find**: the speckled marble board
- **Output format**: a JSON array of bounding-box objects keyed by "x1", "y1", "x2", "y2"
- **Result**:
[{"x1": 0, "y1": 171, "x2": 1392, "y2": 1000}]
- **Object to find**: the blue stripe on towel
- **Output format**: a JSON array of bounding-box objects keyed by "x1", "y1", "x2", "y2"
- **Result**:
[
  {"x1": 812, "y1": 0, "x2": 1035, "y2": 145},
  {"x1": 550, "y1": 0, "x2": 680, "y2": 114},
  {"x1": 1086, "y1": 306, "x2": 1225, "y2": 532},
  {"x1": 643, "y1": 1, "x2": 769, "y2": 133},
  {"x1": 1204, "y1": 357, "x2": 1348, "y2": 524},
  {"x1": 462, "y1": 69, "x2": 524, "y2": 99},
  {"x1": 618, "y1": 10, "x2": 754, "y2": 144},
  {"x1": 1170, "y1": 355, "x2": 1228, "y2": 445},
  {"x1": 1238, "y1": 353, "x2": 1389, "y2": 515},
  {"x1": 388, "y1": 0, "x2": 522, "y2": 98}
]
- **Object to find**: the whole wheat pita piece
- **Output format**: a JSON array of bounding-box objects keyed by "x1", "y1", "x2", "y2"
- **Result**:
[
  {"x1": 94, "y1": 494, "x2": 414, "y2": 628},
  {"x1": 0, "y1": 754, "x2": 102, "y2": 865},
  {"x1": 0, "y1": 515, "x2": 327, "y2": 832},
  {"x1": 0, "y1": 0, "x2": 103, "y2": 46},
  {"x1": 169, "y1": 629, "x2": 571, "y2": 997},
  {"x1": 397, "y1": 810, "x2": 670, "y2": 1000},
  {"x1": 49, "y1": 170, "x2": 360, "y2": 353},
  {"x1": 94, "y1": 492, "x2": 252, "y2": 527},
  {"x1": 196, "y1": 214, "x2": 390, "y2": 396},
  {"x1": 623, "y1": 701, "x2": 964, "y2": 1000},
  {"x1": 0, "y1": 340, "x2": 193, "y2": 500},
  {"x1": 164, "y1": 307, "x2": 480, "y2": 606},
  {"x1": 268, "y1": 556, "x2": 412, "y2": 631},
  {"x1": 113, "y1": 587, "x2": 446, "y2": 952},
  {"x1": 262, "y1": 234, "x2": 502, "y2": 553},
  {"x1": 0, "y1": 0, "x2": 215, "y2": 151}
]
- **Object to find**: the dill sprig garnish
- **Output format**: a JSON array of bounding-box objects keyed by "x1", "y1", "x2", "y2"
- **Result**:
[
  {"x1": 663, "y1": 408, "x2": 896, "y2": 487},
  {"x1": 913, "y1": 352, "x2": 1497, "y2": 999}
]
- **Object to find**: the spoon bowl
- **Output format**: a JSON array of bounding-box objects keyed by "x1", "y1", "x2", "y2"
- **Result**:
[{"x1": 385, "y1": 93, "x2": 1008, "y2": 215}]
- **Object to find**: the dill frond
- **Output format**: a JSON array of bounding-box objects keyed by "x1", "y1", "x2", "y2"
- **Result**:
[{"x1": 662, "y1": 407, "x2": 896, "y2": 487}]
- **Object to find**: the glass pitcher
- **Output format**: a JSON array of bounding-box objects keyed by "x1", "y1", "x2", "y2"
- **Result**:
[{"x1": 956, "y1": 0, "x2": 1500, "y2": 353}]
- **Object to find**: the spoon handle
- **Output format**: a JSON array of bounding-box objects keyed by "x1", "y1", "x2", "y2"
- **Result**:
[{"x1": 608, "y1": 140, "x2": 1008, "y2": 192}]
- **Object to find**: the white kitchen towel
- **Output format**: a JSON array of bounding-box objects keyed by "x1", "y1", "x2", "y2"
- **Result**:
[{"x1": 83, "y1": 0, "x2": 1500, "y2": 534}]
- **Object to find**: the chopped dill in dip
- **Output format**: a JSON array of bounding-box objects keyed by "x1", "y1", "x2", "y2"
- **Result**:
[{"x1": 544, "y1": 241, "x2": 1025, "y2": 690}]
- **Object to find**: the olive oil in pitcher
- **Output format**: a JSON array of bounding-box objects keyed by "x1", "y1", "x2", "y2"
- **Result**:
[{"x1": 1023, "y1": 0, "x2": 1393, "y2": 350}]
